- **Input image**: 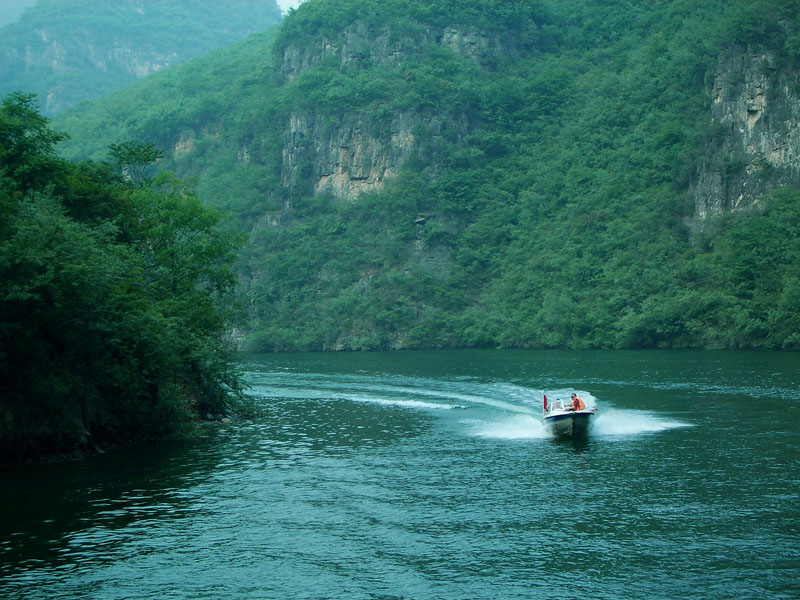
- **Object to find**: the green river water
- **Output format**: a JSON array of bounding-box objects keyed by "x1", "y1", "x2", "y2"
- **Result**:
[{"x1": 1, "y1": 350, "x2": 798, "y2": 599}]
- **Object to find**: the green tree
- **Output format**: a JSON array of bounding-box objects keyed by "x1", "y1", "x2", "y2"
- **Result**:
[
  {"x1": 0, "y1": 93, "x2": 243, "y2": 461},
  {"x1": 0, "y1": 92, "x2": 67, "y2": 194},
  {"x1": 108, "y1": 141, "x2": 164, "y2": 185}
]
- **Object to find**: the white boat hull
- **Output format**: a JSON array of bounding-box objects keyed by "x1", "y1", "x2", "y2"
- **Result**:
[{"x1": 543, "y1": 410, "x2": 595, "y2": 438}]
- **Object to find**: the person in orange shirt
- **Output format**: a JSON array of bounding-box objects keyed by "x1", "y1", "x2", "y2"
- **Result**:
[{"x1": 570, "y1": 393, "x2": 586, "y2": 411}]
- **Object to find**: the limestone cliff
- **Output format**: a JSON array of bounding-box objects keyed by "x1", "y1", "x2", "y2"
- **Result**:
[
  {"x1": 279, "y1": 23, "x2": 514, "y2": 81},
  {"x1": 692, "y1": 46, "x2": 800, "y2": 222},
  {"x1": 277, "y1": 23, "x2": 510, "y2": 199},
  {"x1": 281, "y1": 108, "x2": 470, "y2": 198}
]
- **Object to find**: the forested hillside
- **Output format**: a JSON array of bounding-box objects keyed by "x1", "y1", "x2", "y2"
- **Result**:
[
  {"x1": 0, "y1": 0, "x2": 282, "y2": 114},
  {"x1": 53, "y1": 0, "x2": 800, "y2": 351},
  {"x1": 0, "y1": 94, "x2": 243, "y2": 461}
]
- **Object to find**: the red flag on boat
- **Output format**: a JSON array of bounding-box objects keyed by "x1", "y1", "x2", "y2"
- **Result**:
[{"x1": 543, "y1": 393, "x2": 548, "y2": 411}]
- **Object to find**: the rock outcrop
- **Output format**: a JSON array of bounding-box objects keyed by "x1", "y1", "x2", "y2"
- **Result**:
[
  {"x1": 692, "y1": 46, "x2": 800, "y2": 221},
  {"x1": 281, "y1": 108, "x2": 470, "y2": 198},
  {"x1": 278, "y1": 22, "x2": 501, "y2": 199},
  {"x1": 280, "y1": 23, "x2": 514, "y2": 81}
]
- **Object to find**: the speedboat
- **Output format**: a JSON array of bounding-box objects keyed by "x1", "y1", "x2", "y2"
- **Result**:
[{"x1": 542, "y1": 393, "x2": 597, "y2": 438}]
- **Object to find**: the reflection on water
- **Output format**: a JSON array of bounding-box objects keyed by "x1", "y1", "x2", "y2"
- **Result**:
[
  {"x1": 2, "y1": 350, "x2": 799, "y2": 599},
  {"x1": 1, "y1": 438, "x2": 221, "y2": 578},
  {"x1": 555, "y1": 435, "x2": 591, "y2": 452}
]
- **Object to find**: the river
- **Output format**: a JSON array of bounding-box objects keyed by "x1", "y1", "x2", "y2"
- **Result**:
[{"x1": 1, "y1": 350, "x2": 798, "y2": 599}]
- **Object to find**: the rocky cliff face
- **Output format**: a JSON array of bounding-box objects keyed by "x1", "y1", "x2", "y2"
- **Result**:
[
  {"x1": 280, "y1": 23, "x2": 514, "y2": 81},
  {"x1": 278, "y1": 23, "x2": 507, "y2": 199},
  {"x1": 281, "y1": 108, "x2": 470, "y2": 198},
  {"x1": 692, "y1": 46, "x2": 800, "y2": 221}
]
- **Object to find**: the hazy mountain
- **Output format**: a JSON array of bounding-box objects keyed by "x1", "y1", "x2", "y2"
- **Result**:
[
  {"x1": 0, "y1": 0, "x2": 283, "y2": 114},
  {"x1": 0, "y1": 0, "x2": 37, "y2": 27}
]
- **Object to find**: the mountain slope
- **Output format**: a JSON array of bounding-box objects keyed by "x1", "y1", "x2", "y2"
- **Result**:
[
  {"x1": 53, "y1": 0, "x2": 800, "y2": 350},
  {"x1": 0, "y1": 0, "x2": 36, "y2": 28},
  {"x1": 0, "y1": 0, "x2": 282, "y2": 114}
]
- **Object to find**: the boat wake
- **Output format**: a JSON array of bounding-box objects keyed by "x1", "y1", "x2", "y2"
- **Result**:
[
  {"x1": 347, "y1": 394, "x2": 463, "y2": 411},
  {"x1": 462, "y1": 389, "x2": 693, "y2": 440},
  {"x1": 245, "y1": 372, "x2": 473, "y2": 412},
  {"x1": 245, "y1": 371, "x2": 692, "y2": 441},
  {"x1": 466, "y1": 407, "x2": 692, "y2": 440},
  {"x1": 591, "y1": 408, "x2": 692, "y2": 437},
  {"x1": 467, "y1": 415, "x2": 551, "y2": 439}
]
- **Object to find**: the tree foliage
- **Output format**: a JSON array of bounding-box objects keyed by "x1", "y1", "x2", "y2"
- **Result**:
[
  {"x1": 108, "y1": 141, "x2": 165, "y2": 185},
  {"x1": 0, "y1": 94, "x2": 243, "y2": 461}
]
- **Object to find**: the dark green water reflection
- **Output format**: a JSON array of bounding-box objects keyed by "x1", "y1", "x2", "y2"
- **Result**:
[{"x1": 2, "y1": 350, "x2": 798, "y2": 599}]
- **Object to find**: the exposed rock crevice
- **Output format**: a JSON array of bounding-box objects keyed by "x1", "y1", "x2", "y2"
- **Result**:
[
  {"x1": 692, "y1": 46, "x2": 800, "y2": 223},
  {"x1": 281, "y1": 109, "x2": 470, "y2": 198},
  {"x1": 280, "y1": 22, "x2": 513, "y2": 81},
  {"x1": 278, "y1": 22, "x2": 494, "y2": 199}
]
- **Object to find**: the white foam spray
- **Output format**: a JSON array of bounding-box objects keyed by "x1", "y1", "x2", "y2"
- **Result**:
[
  {"x1": 590, "y1": 408, "x2": 692, "y2": 437},
  {"x1": 467, "y1": 415, "x2": 551, "y2": 439},
  {"x1": 465, "y1": 389, "x2": 693, "y2": 440}
]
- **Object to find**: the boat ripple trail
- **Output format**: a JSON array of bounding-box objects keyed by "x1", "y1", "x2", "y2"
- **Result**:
[
  {"x1": 591, "y1": 408, "x2": 692, "y2": 437},
  {"x1": 245, "y1": 371, "x2": 692, "y2": 440}
]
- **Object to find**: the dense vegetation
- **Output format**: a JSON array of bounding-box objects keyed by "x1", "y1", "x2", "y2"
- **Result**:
[
  {"x1": 0, "y1": 93, "x2": 243, "y2": 461},
  {"x1": 54, "y1": 0, "x2": 800, "y2": 351},
  {"x1": 0, "y1": 0, "x2": 282, "y2": 114}
]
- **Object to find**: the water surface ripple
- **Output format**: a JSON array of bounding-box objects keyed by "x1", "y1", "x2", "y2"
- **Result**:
[{"x1": 2, "y1": 350, "x2": 798, "y2": 599}]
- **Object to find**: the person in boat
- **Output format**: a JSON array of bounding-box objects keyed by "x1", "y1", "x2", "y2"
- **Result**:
[{"x1": 570, "y1": 393, "x2": 586, "y2": 411}]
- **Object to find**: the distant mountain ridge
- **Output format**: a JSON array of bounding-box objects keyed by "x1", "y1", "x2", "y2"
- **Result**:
[
  {"x1": 0, "y1": 0, "x2": 37, "y2": 28},
  {"x1": 0, "y1": 0, "x2": 282, "y2": 114}
]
